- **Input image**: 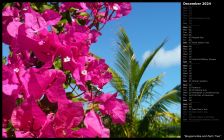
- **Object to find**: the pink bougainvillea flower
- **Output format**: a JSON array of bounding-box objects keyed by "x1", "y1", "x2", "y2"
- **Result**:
[
  {"x1": 71, "y1": 62, "x2": 91, "y2": 91},
  {"x1": 55, "y1": 100, "x2": 84, "y2": 129},
  {"x1": 94, "y1": 12, "x2": 107, "y2": 24},
  {"x1": 2, "y1": 65, "x2": 20, "y2": 96},
  {"x1": 110, "y1": 2, "x2": 132, "y2": 20},
  {"x1": 42, "y1": 9, "x2": 62, "y2": 25},
  {"x1": 20, "y1": 68, "x2": 67, "y2": 102},
  {"x1": 2, "y1": 54, "x2": 27, "y2": 95},
  {"x1": 31, "y1": 31, "x2": 61, "y2": 68},
  {"x1": 10, "y1": 12, "x2": 49, "y2": 57},
  {"x1": 65, "y1": 57, "x2": 111, "y2": 91},
  {"x1": 39, "y1": 101, "x2": 84, "y2": 138},
  {"x1": 85, "y1": 54, "x2": 96, "y2": 62},
  {"x1": 86, "y1": 59, "x2": 112, "y2": 89},
  {"x1": 89, "y1": 29, "x2": 102, "y2": 43},
  {"x1": 59, "y1": 45, "x2": 88, "y2": 88},
  {"x1": 86, "y1": 2, "x2": 103, "y2": 10},
  {"x1": 2, "y1": 6, "x2": 20, "y2": 44},
  {"x1": 61, "y1": 48, "x2": 81, "y2": 72},
  {"x1": 73, "y1": 110, "x2": 109, "y2": 138},
  {"x1": 53, "y1": 102, "x2": 84, "y2": 137},
  {"x1": 83, "y1": 92, "x2": 93, "y2": 101},
  {"x1": 71, "y1": 128, "x2": 97, "y2": 138},
  {"x1": 60, "y1": 2, "x2": 88, "y2": 13},
  {"x1": 58, "y1": 32, "x2": 89, "y2": 61},
  {"x1": 60, "y1": 22, "x2": 90, "y2": 46},
  {"x1": 24, "y1": 13, "x2": 47, "y2": 36},
  {"x1": 12, "y1": 26, "x2": 57, "y2": 69},
  {"x1": 2, "y1": 59, "x2": 27, "y2": 121},
  {"x1": 59, "y1": 44, "x2": 90, "y2": 91},
  {"x1": 7, "y1": 43, "x2": 32, "y2": 68},
  {"x1": 11, "y1": 24, "x2": 37, "y2": 52},
  {"x1": 95, "y1": 93, "x2": 129, "y2": 124},
  {"x1": 17, "y1": 12, "x2": 48, "y2": 49},
  {"x1": 7, "y1": 21, "x2": 22, "y2": 38},
  {"x1": 15, "y1": 131, "x2": 34, "y2": 138},
  {"x1": 39, "y1": 113, "x2": 56, "y2": 138},
  {"x1": 20, "y1": 2, "x2": 37, "y2": 15},
  {"x1": 11, "y1": 98, "x2": 46, "y2": 136},
  {"x1": 2, "y1": 5, "x2": 19, "y2": 18},
  {"x1": 2, "y1": 66, "x2": 25, "y2": 124},
  {"x1": 2, "y1": 128, "x2": 7, "y2": 138},
  {"x1": 84, "y1": 110, "x2": 109, "y2": 137},
  {"x1": 2, "y1": 2, "x2": 132, "y2": 138},
  {"x1": 2, "y1": 93, "x2": 17, "y2": 123}
]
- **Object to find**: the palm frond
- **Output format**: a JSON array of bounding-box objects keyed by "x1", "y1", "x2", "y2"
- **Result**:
[
  {"x1": 136, "y1": 40, "x2": 167, "y2": 89},
  {"x1": 137, "y1": 74, "x2": 163, "y2": 105},
  {"x1": 109, "y1": 27, "x2": 180, "y2": 137},
  {"x1": 115, "y1": 28, "x2": 140, "y2": 82},
  {"x1": 108, "y1": 67, "x2": 128, "y2": 101},
  {"x1": 155, "y1": 112, "x2": 180, "y2": 123},
  {"x1": 115, "y1": 28, "x2": 141, "y2": 116},
  {"x1": 148, "y1": 84, "x2": 181, "y2": 115},
  {"x1": 138, "y1": 85, "x2": 181, "y2": 135}
]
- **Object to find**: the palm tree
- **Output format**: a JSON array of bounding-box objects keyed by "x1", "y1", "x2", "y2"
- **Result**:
[{"x1": 108, "y1": 28, "x2": 181, "y2": 137}]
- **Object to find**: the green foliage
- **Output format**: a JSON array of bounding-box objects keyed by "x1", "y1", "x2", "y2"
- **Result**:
[
  {"x1": 72, "y1": 97, "x2": 87, "y2": 103},
  {"x1": 79, "y1": 12, "x2": 89, "y2": 17},
  {"x1": 53, "y1": 57, "x2": 62, "y2": 70},
  {"x1": 76, "y1": 19, "x2": 86, "y2": 26},
  {"x1": 138, "y1": 85, "x2": 181, "y2": 137},
  {"x1": 2, "y1": 3, "x2": 12, "y2": 9},
  {"x1": 16, "y1": 97, "x2": 24, "y2": 106},
  {"x1": 2, "y1": 56, "x2": 7, "y2": 65},
  {"x1": 41, "y1": 4, "x2": 54, "y2": 11},
  {"x1": 6, "y1": 121, "x2": 15, "y2": 138},
  {"x1": 108, "y1": 28, "x2": 181, "y2": 138},
  {"x1": 109, "y1": 67, "x2": 127, "y2": 101}
]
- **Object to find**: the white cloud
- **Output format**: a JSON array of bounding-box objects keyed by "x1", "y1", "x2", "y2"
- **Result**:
[{"x1": 142, "y1": 45, "x2": 180, "y2": 68}]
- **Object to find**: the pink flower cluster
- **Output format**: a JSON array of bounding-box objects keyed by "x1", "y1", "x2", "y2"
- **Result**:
[{"x1": 2, "y1": 2, "x2": 131, "y2": 138}]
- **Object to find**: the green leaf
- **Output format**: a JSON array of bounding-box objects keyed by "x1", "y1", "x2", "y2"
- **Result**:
[
  {"x1": 76, "y1": 19, "x2": 86, "y2": 26},
  {"x1": 138, "y1": 85, "x2": 181, "y2": 135},
  {"x1": 63, "y1": 83, "x2": 69, "y2": 89},
  {"x1": 2, "y1": 3, "x2": 12, "y2": 9},
  {"x1": 53, "y1": 58, "x2": 61, "y2": 70},
  {"x1": 71, "y1": 78, "x2": 76, "y2": 84},
  {"x1": 9, "y1": 51, "x2": 13, "y2": 57},
  {"x1": 71, "y1": 127, "x2": 80, "y2": 131},
  {"x1": 109, "y1": 67, "x2": 127, "y2": 101},
  {"x1": 57, "y1": 19, "x2": 68, "y2": 26},
  {"x1": 79, "y1": 12, "x2": 89, "y2": 17},
  {"x1": 6, "y1": 122, "x2": 13, "y2": 131},
  {"x1": 72, "y1": 97, "x2": 87, "y2": 102},
  {"x1": 137, "y1": 74, "x2": 163, "y2": 104},
  {"x1": 30, "y1": 3, "x2": 38, "y2": 11},
  {"x1": 16, "y1": 97, "x2": 24, "y2": 106},
  {"x1": 41, "y1": 4, "x2": 53, "y2": 12},
  {"x1": 64, "y1": 70, "x2": 70, "y2": 75},
  {"x1": 136, "y1": 39, "x2": 167, "y2": 89},
  {"x1": 69, "y1": 7, "x2": 79, "y2": 12},
  {"x1": 2, "y1": 56, "x2": 7, "y2": 65},
  {"x1": 66, "y1": 92, "x2": 74, "y2": 99}
]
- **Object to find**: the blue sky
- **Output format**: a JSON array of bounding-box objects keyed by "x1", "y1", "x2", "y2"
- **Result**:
[{"x1": 2, "y1": 2, "x2": 180, "y2": 114}]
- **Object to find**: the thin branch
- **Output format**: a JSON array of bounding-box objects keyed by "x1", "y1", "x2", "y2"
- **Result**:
[
  {"x1": 74, "y1": 92, "x2": 84, "y2": 98},
  {"x1": 99, "y1": 10, "x2": 115, "y2": 31}
]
